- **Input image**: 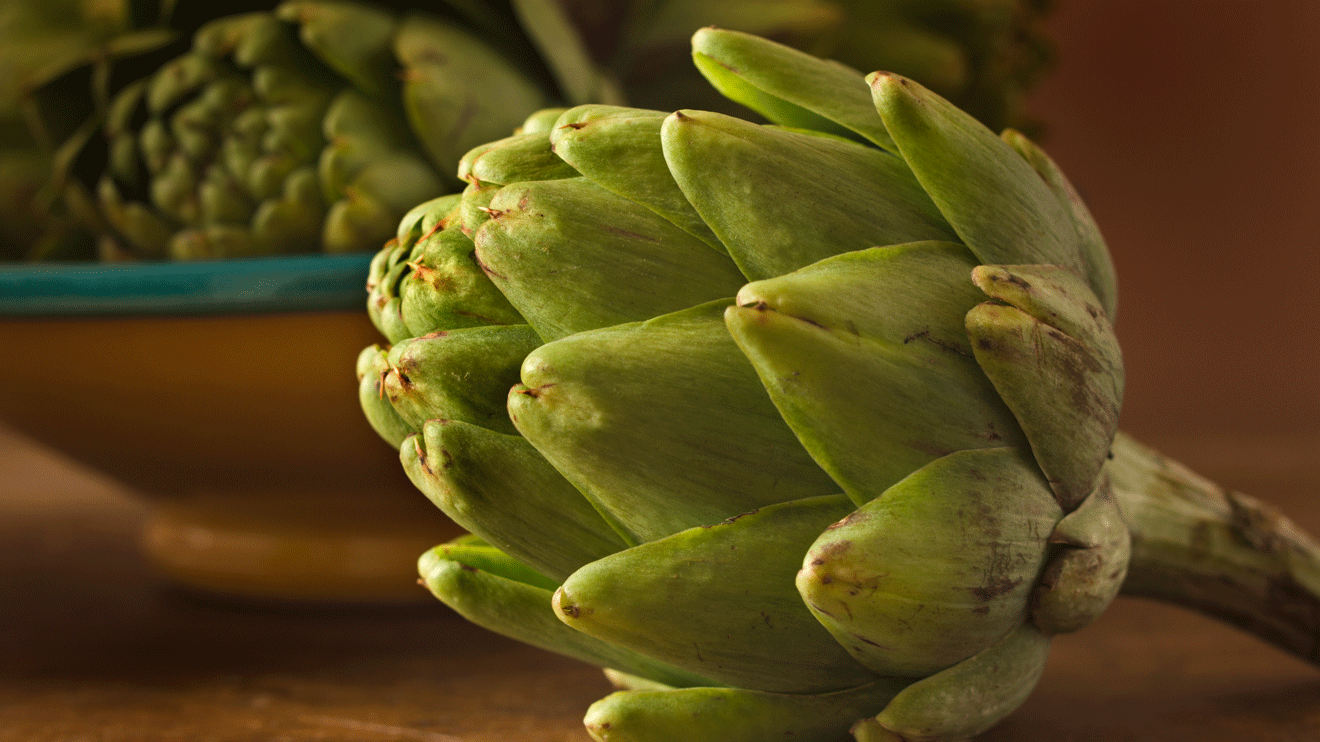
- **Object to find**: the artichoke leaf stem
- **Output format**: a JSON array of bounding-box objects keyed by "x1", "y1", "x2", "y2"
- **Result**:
[{"x1": 1112, "y1": 432, "x2": 1320, "y2": 665}]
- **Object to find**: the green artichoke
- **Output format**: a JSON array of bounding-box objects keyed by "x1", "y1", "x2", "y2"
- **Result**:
[
  {"x1": 0, "y1": 0, "x2": 288, "y2": 260},
  {"x1": 82, "y1": 0, "x2": 552, "y2": 260},
  {"x1": 0, "y1": 0, "x2": 151, "y2": 260},
  {"x1": 22, "y1": 0, "x2": 1056, "y2": 262},
  {"x1": 355, "y1": 28, "x2": 1132, "y2": 741},
  {"x1": 358, "y1": 27, "x2": 1320, "y2": 740},
  {"x1": 530, "y1": 0, "x2": 1055, "y2": 133}
]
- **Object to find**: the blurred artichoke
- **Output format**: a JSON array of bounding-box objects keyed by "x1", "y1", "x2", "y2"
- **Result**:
[
  {"x1": 814, "y1": 0, "x2": 1055, "y2": 135},
  {"x1": 0, "y1": 0, "x2": 285, "y2": 260},
  {"x1": 356, "y1": 28, "x2": 1320, "y2": 741},
  {"x1": 82, "y1": 0, "x2": 550, "y2": 260},
  {"x1": 355, "y1": 28, "x2": 1125, "y2": 741},
  {"x1": 21, "y1": 0, "x2": 1056, "y2": 261},
  {"x1": 0, "y1": 0, "x2": 142, "y2": 260},
  {"x1": 536, "y1": 0, "x2": 1055, "y2": 132}
]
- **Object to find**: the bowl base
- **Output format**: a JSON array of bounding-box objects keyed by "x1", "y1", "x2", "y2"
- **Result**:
[{"x1": 142, "y1": 493, "x2": 464, "y2": 605}]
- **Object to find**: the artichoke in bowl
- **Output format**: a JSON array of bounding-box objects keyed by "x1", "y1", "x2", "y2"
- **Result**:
[
  {"x1": 27, "y1": 0, "x2": 1057, "y2": 262},
  {"x1": 356, "y1": 28, "x2": 1320, "y2": 742}
]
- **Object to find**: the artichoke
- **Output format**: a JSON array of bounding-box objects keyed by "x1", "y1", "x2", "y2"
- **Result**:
[
  {"x1": 1, "y1": 0, "x2": 287, "y2": 260},
  {"x1": 357, "y1": 27, "x2": 1320, "y2": 742},
  {"x1": 27, "y1": 0, "x2": 1056, "y2": 262},
  {"x1": 356, "y1": 28, "x2": 1116, "y2": 740},
  {"x1": 81, "y1": 0, "x2": 553, "y2": 260},
  {"x1": 0, "y1": 0, "x2": 149, "y2": 260}
]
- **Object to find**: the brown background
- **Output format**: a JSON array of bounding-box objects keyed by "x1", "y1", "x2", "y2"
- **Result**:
[{"x1": 1030, "y1": 0, "x2": 1320, "y2": 445}]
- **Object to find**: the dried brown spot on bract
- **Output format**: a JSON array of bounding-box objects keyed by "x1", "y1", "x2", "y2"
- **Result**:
[
  {"x1": 789, "y1": 314, "x2": 832, "y2": 334},
  {"x1": 903, "y1": 328, "x2": 972, "y2": 358},
  {"x1": 704, "y1": 509, "x2": 759, "y2": 528},
  {"x1": 851, "y1": 632, "x2": 888, "y2": 648},
  {"x1": 472, "y1": 249, "x2": 507, "y2": 280},
  {"x1": 808, "y1": 601, "x2": 836, "y2": 619},
  {"x1": 405, "y1": 260, "x2": 432, "y2": 280},
  {"x1": 518, "y1": 383, "x2": 556, "y2": 399},
  {"x1": 827, "y1": 511, "x2": 867, "y2": 531},
  {"x1": 970, "y1": 576, "x2": 1022, "y2": 602},
  {"x1": 415, "y1": 439, "x2": 434, "y2": 476},
  {"x1": 909, "y1": 439, "x2": 955, "y2": 459},
  {"x1": 993, "y1": 272, "x2": 1033, "y2": 291}
]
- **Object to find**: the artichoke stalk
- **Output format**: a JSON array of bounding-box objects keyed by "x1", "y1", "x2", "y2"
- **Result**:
[
  {"x1": 354, "y1": 28, "x2": 1319, "y2": 742},
  {"x1": 23, "y1": 0, "x2": 1056, "y2": 262}
]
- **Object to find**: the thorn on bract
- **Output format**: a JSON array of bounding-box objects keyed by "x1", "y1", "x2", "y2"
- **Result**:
[{"x1": 517, "y1": 383, "x2": 556, "y2": 399}]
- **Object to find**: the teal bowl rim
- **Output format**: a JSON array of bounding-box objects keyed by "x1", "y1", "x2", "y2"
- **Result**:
[{"x1": 0, "y1": 253, "x2": 373, "y2": 316}]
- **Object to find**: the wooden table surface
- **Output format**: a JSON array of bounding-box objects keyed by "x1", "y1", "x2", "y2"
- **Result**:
[{"x1": 3, "y1": 423, "x2": 1319, "y2": 742}]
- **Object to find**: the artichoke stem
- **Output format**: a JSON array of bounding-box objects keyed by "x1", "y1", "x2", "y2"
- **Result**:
[{"x1": 1111, "y1": 432, "x2": 1320, "y2": 665}]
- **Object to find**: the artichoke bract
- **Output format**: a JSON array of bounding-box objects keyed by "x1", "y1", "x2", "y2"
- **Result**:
[{"x1": 355, "y1": 28, "x2": 1132, "y2": 741}]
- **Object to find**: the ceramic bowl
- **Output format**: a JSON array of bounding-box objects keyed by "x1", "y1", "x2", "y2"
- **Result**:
[{"x1": 0, "y1": 255, "x2": 462, "y2": 603}]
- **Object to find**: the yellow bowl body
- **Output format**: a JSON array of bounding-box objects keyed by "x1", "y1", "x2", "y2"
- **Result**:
[{"x1": 0, "y1": 310, "x2": 461, "y2": 603}]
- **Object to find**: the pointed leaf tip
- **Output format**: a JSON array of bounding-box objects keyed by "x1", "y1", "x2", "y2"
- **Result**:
[
  {"x1": 870, "y1": 70, "x2": 1089, "y2": 278},
  {"x1": 692, "y1": 27, "x2": 893, "y2": 150}
]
